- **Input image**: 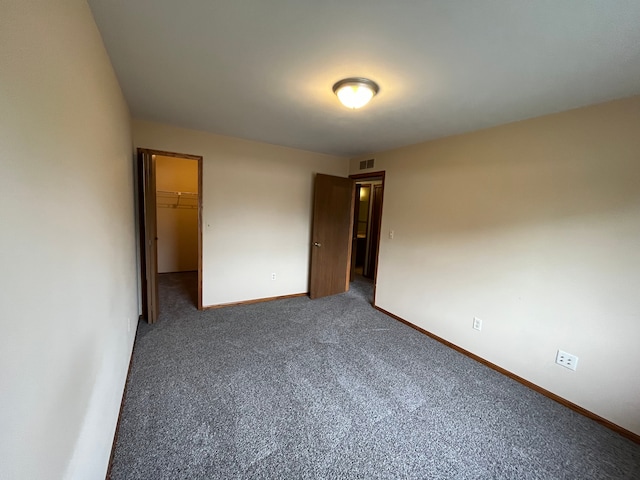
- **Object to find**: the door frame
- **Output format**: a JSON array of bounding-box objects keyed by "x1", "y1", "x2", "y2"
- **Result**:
[
  {"x1": 367, "y1": 183, "x2": 383, "y2": 279},
  {"x1": 349, "y1": 171, "x2": 385, "y2": 304},
  {"x1": 351, "y1": 183, "x2": 372, "y2": 278},
  {"x1": 137, "y1": 148, "x2": 204, "y2": 317}
]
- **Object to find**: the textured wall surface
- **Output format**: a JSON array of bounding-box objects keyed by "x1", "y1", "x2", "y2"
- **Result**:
[
  {"x1": 0, "y1": 1, "x2": 138, "y2": 478},
  {"x1": 351, "y1": 96, "x2": 640, "y2": 435},
  {"x1": 134, "y1": 119, "x2": 348, "y2": 306}
]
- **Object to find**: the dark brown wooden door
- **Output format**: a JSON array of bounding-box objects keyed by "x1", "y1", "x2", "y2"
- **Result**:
[
  {"x1": 137, "y1": 149, "x2": 159, "y2": 323},
  {"x1": 309, "y1": 174, "x2": 355, "y2": 299}
]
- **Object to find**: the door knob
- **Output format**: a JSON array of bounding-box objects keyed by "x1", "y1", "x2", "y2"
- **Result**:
[{"x1": 314, "y1": 242, "x2": 322, "y2": 247}]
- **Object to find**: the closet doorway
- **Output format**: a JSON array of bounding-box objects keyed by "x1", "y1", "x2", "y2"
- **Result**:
[
  {"x1": 349, "y1": 172, "x2": 385, "y2": 288},
  {"x1": 138, "y1": 148, "x2": 203, "y2": 323}
]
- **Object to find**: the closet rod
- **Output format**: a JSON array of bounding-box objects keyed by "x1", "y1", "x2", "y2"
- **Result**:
[{"x1": 156, "y1": 190, "x2": 198, "y2": 196}]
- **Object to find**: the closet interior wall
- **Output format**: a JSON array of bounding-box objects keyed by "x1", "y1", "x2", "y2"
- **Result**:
[{"x1": 155, "y1": 155, "x2": 199, "y2": 273}]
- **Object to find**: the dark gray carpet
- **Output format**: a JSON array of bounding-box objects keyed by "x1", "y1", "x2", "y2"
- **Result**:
[{"x1": 110, "y1": 272, "x2": 640, "y2": 479}]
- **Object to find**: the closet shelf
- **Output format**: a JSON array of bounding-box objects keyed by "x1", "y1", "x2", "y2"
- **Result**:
[{"x1": 156, "y1": 190, "x2": 198, "y2": 209}]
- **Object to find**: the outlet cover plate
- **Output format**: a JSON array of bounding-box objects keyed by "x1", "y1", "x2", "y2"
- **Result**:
[
  {"x1": 556, "y1": 350, "x2": 578, "y2": 371},
  {"x1": 473, "y1": 317, "x2": 482, "y2": 331}
]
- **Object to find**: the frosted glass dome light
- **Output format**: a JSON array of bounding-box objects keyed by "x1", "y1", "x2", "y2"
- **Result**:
[{"x1": 332, "y1": 77, "x2": 379, "y2": 109}]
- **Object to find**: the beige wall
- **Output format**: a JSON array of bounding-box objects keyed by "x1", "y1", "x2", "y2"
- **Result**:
[
  {"x1": 134, "y1": 120, "x2": 348, "y2": 306},
  {"x1": 0, "y1": 1, "x2": 138, "y2": 479},
  {"x1": 350, "y1": 96, "x2": 640, "y2": 436},
  {"x1": 156, "y1": 155, "x2": 199, "y2": 273}
]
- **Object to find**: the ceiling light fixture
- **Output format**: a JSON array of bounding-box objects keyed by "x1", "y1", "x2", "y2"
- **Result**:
[{"x1": 332, "y1": 77, "x2": 379, "y2": 109}]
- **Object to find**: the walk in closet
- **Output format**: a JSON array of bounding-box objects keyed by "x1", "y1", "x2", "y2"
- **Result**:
[{"x1": 155, "y1": 155, "x2": 199, "y2": 273}]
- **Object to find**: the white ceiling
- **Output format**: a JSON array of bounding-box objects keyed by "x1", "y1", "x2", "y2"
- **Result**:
[{"x1": 87, "y1": 0, "x2": 640, "y2": 157}]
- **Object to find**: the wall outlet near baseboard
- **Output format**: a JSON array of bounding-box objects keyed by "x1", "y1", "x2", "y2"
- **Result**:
[
  {"x1": 473, "y1": 317, "x2": 482, "y2": 331},
  {"x1": 556, "y1": 350, "x2": 578, "y2": 371},
  {"x1": 271, "y1": 273, "x2": 277, "y2": 281}
]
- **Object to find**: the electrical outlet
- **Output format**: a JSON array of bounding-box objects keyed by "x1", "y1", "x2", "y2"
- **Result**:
[
  {"x1": 556, "y1": 350, "x2": 578, "y2": 371},
  {"x1": 473, "y1": 317, "x2": 482, "y2": 331},
  {"x1": 271, "y1": 273, "x2": 277, "y2": 281},
  {"x1": 389, "y1": 230, "x2": 394, "y2": 239}
]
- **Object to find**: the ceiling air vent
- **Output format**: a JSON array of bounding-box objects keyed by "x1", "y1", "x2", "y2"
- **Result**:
[{"x1": 359, "y1": 159, "x2": 375, "y2": 170}]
